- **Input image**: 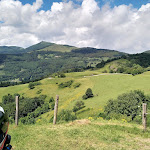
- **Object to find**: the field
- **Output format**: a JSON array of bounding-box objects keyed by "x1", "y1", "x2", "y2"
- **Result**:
[
  {"x1": 8, "y1": 119, "x2": 150, "y2": 150},
  {"x1": 1, "y1": 69, "x2": 150, "y2": 120},
  {"x1": 2, "y1": 69, "x2": 150, "y2": 149}
]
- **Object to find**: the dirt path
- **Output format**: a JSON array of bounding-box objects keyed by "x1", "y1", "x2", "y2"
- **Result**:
[{"x1": 84, "y1": 73, "x2": 130, "y2": 78}]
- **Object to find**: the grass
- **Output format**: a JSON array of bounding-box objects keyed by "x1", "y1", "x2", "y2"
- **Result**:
[
  {"x1": 3, "y1": 69, "x2": 150, "y2": 149},
  {"x1": 2, "y1": 69, "x2": 150, "y2": 119},
  {"x1": 8, "y1": 119, "x2": 150, "y2": 150},
  {"x1": 39, "y1": 44, "x2": 77, "y2": 52}
]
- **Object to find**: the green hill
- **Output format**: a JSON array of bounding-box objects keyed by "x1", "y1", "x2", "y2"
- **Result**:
[
  {"x1": 1, "y1": 69, "x2": 150, "y2": 120},
  {"x1": 0, "y1": 44, "x2": 126, "y2": 82},
  {"x1": 38, "y1": 42, "x2": 77, "y2": 52},
  {"x1": 25, "y1": 41, "x2": 55, "y2": 52},
  {"x1": 0, "y1": 46, "x2": 24, "y2": 54},
  {"x1": 2, "y1": 69, "x2": 150, "y2": 149}
]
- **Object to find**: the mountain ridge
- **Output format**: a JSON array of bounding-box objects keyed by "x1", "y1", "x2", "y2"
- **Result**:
[{"x1": 0, "y1": 41, "x2": 127, "y2": 54}]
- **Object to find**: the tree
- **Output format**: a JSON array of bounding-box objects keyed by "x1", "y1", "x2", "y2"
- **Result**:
[
  {"x1": 104, "y1": 90, "x2": 149, "y2": 120},
  {"x1": 2, "y1": 94, "x2": 14, "y2": 104},
  {"x1": 28, "y1": 82, "x2": 35, "y2": 89},
  {"x1": 58, "y1": 73, "x2": 66, "y2": 78},
  {"x1": 96, "y1": 60, "x2": 105, "y2": 68},
  {"x1": 82, "y1": 88, "x2": 94, "y2": 100}
]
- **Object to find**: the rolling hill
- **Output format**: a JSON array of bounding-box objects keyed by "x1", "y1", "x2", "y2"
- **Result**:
[
  {"x1": 2, "y1": 69, "x2": 150, "y2": 150},
  {"x1": 1, "y1": 68, "x2": 150, "y2": 120},
  {"x1": 0, "y1": 41, "x2": 126, "y2": 54},
  {"x1": 0, "y1": 46, "x2": 24, "y2": 54},
  {"x1": 0, "y1": 41, "x2": 126, "y2": 82},
  {"x1": 0, "y1": 63, "x2": 149, "y2": 149}
]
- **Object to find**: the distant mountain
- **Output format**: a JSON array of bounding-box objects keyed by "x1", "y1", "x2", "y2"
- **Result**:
[
  {"x1": 143, "y1": 50, "x2": 150, "y2": 54},
  {"x1": 0, "y1": 41, "x2": 77, "y2": 54},
  {"x1": 71, "y1": 47, "x2": 127, "y2": 57},
  {"x1": 0, "y1": 41, "x2": 126, "y2": 55},
  {"x1": 36, "y1": 42, "x2": 77, "y2": 52},
  {"x1": 0, "y1": 46, "x2": 24, "y2": 54},
  {"x1": 25, "y1": 41, "x2": 54, "y2": 52}
]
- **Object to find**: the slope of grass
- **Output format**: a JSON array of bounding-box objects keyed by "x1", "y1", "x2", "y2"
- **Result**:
[
  {"x1": 8, "y1": 120, "x2": 150, "y2": 150},
  {"x1": 1, "y1": 70, "x2": 150, "y2": 120},
  {"x1": 25, "y1": 41, "x2": 54, "y2": 52},
  {"x1": 39, "y1": 43, "x2": 77, "y2": 52}
]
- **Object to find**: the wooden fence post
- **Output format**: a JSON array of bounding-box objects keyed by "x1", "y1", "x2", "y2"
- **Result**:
[
  {"x1": 53, "y1": 95, "x2": 59, "y2": 125},
  {"x1": 15, "y1": 96, "x2": 19, "y2": 126},
  {"x1": 142, "y1": 103, "x2": 147, "y2": 131}
]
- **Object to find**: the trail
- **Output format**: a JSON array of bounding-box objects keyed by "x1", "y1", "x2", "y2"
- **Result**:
[{"x1": 84, "y1": 73, "x2": 130, "y2": 78}]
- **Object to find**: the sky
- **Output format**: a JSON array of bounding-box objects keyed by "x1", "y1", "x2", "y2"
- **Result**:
[{"x1": 0, "y1": 0, "x2": 150, "y2": 53}]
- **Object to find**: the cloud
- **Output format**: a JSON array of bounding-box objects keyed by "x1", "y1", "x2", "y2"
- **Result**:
[{"x1": 0, "y1": 0, "x2": 150, "y2": 53}]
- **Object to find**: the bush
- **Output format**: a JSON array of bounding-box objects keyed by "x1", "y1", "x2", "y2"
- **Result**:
[
  {"x1": 104, "y1": 90, "x2": 149, "y2": 121},
  {"x1": 49, "y1": 97, "x2": 54, "y2": 103},
  {"x1": 28, "y1": 82, "x2": 35, "y2": 89},
  {"x1": 28, "y1": 82, "x2": 41, "y2": 89},
  {"x1": 3, "y1": 94, "x2": 47, "y2": 119},
  {"x1": 20, "y1": 116, "x2": 35, "y2": 125},
  {"x1": 73, "y1": 101, "x2": 85, "y2": 113},
  {"x1": 58, "y1": 80, "x2": 74, "y2": 88},
  {"x1": 2, "y1": 94, "x2": 15, "y2": 104},
  {"x1": 49, "y1": 97, "x2": 55, "y2": 110},
  {"x1": 58, "y1": 73, "x2": 66, "y2": 78},
  {"x1": 50, "y1": 102, "x2": 55, "y2": 110},
  {"x1": 57, "y1": 109, "x2": 77, "y2": 122},
  {"x1": 96, "y1": 60, "x2": 105, "y2": 68},
  {"x1": 82, "y1": 88, "x2": 94, "y2": 100},
  {"x1": 102, "y1": 70, "x2": 107, "y2": 73},
  {"x1": 82, "y1": 95, "x2": 88, "y2": 100},
  {"x1": 73, "y1": 83, "x2": 81, "y2": 88},
  {"x1": 36, "y1": 89, "x2": 43, "y2": 94}
]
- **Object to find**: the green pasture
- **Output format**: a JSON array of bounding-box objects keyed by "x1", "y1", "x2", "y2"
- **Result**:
[
  {"x1": 1, "y1": 70, "x2": 150, "y2": 119},
  {"x1": 8, "y1": 120, "x2": 150, "y2": 150},
  {"x1": 39, "y1": 44, "x2": 77, "y2": 52}
]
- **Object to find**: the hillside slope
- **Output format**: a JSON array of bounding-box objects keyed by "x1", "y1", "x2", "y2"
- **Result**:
[
  {"x1": 0, "y1": 46, "x2": 24, "y2": 54},
  {"x1": 1, "y1": 70, "x2": 150, "y2": 120},
  {"x1": 0, "y1": 42, "x2": 127, "y2": 82},
  {"x1": 9, "y1": 120, "x2": 150, "y2": 150}
]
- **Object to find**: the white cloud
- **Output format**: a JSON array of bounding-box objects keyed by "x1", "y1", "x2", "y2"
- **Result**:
[
  {"x1": 0, "y1": 0, "x2": 150, "y2": 53},
  {"x1": 51, "y1": 2, "x2": 63, "y2": 12}
]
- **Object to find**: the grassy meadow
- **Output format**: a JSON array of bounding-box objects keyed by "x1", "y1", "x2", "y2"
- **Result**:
[
  {"x1": 1, "y1": 69, "x2": 150, "y2": 120},
  {"x1": 8, "y1": 119, "x2": 150, "y2": 150},
  {"x1": 1, "y1": 69, "x2": 150, "y2": 149}
]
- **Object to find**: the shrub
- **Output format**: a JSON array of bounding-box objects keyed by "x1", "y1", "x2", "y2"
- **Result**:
[
  {"x1": 82, "y1": 88, "x2": 94, "y2": 100},
  {"x1": 104, "y1": 90, "x2": 149, "y2": 120},
  {"x1": 73, "y1": 83, "x2": 81, "y2": 88},
  {"x1": 50, "y1": 102, "x2": 55, "y2": 110},
  {"x1": 57, "y1": 109, "x2": 77, "y2": 122},
  {"x1": 28, "y1": 81, "x2": 41, "y2": 89},
  {"x1": 20, "y1": 116, "x2": 35, "y2": 125},
  {"x1": 2, "y1": 94, "x2": 15, "y2": 104},
  {"x1": 73, "y1": 101, "x2": 85, "y2": 113},
  {"x1": 28, "y1": 82, "x2": 35, "y2": 89},
  {"x1": 109, "y1": 70, "x2": 114, "y2": 73},
  {"x1": 102, "y1": 70, "x2": 107, "y2": 73},
  {"x1": 58, "y1": 80, "x2": 74, "y2": 88},
  {"x1": 82, "y1": 95, "x2": 88, "y2": 100},
  {"x1": 36, "y1": 89, "x2": 43, "y2": 94},
  {"x1": 96, "y1": 60, "x2": 105, "y2": 68},
  {"x1": 58, "y1": 73, "x2": 66, "y2": 78},
  {"x1": 3, "y1": 94, "x2": 47, "y2": 119},
  {"x1": 49, "y1": 97, "x2": 54, "y2": 103}
]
